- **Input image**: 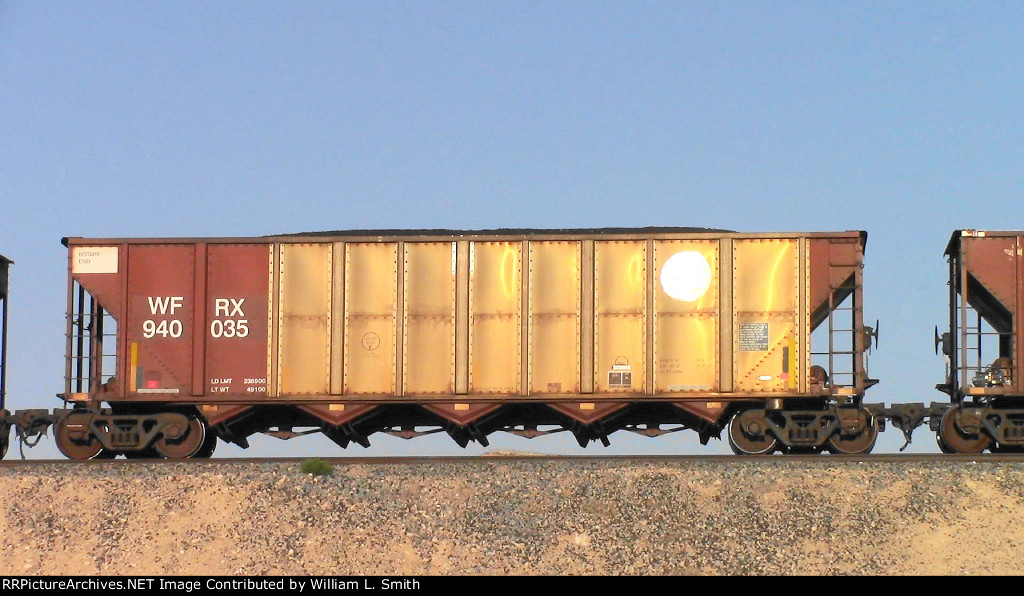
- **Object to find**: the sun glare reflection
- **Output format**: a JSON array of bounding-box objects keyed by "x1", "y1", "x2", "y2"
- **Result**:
[
  {"x1": 500, "y1": 243, "x2": 517, "y2": 299},
  {"x1": 660, "y1": 251, "x2": 712, "y2": 302}
]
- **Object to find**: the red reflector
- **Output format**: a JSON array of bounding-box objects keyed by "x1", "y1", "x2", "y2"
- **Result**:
[{"x1": 146, "y1": 380, "x2": 159, "y2": 388}]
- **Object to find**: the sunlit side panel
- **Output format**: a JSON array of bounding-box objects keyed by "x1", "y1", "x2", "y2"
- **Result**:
[
  {"x1": 344, "y1": 243, "x2": 398, "y2": 395},
  {"x1": 654, "y1": 241, "x2": 719, "y2": 393},
  {"x1": 733, "y1": 238, "x2": 799, "y2": 392},
  {"x1": 278, "y1": 243, "x2": 331, "y2": 395},
  {"x1": 529, "y1": 241, "x2": 581, "y2": 394},
  {"x1": 469, "y1": 242, "x2": 520, "y2": 394},
  {"x1": 594, "y1": 241, "x2": 646, "y2": 394},
  {"x1": 403, "y1": 242, "x2": 456, "y2": 395}
]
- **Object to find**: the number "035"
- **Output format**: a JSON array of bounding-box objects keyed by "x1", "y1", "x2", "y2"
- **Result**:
[{"x1": 210, "y1": 319, "x2": 249, "y2": 338}]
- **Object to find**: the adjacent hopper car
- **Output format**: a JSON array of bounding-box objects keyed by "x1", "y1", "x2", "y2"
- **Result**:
[
  {"x1": 0, "y1": 254, "x2": 12, "y2": 457},
  {"x1": 0, "y1": 228, "x2": 1020, "y2": 459},
  {"x1": 933, "y1": 230, "x2": 1024, "y2": 453}
]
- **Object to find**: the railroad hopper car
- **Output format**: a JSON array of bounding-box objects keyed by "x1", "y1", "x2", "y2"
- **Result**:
[
  {"x1": 11, "y1": 228, "x2": 880, "y2": 460},
  {"x1": 934, "y1": 230, "x2": 1024, "y2": 453}
]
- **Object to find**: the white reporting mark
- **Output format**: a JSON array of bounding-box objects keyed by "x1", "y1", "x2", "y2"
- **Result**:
[{"x1": 659, "y1": 251, "x2": 712, "y2": 302}]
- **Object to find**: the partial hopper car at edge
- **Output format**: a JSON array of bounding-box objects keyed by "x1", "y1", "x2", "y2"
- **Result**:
[
  {"x1": 932, "y1": 230, "x2": 1024, "y2": 453},
  {"x1": 0, "y1": 255, "x2": 12, "y2": 458}
]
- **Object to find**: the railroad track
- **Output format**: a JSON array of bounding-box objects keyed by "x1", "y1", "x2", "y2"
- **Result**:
[{"x1": 4, "y1": 452, "x2": 1024, "y2": 467}]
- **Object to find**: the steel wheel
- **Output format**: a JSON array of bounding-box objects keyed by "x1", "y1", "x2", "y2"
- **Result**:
[
  {"x1": 192, "y1": 430, "x2": 218, "y2": 459},
  {"x1": 935, "y1": 433, "x2": 956, "y2": 454},
  {"x1": 939, "y1": 407, "x2": 991, "y2": 454},
  {"x1": 54, "y1": 414, "x2": 105, "y2": 460},
  {"x1": 826, "y1": 411, "x2": 878, "y2": 454},
  {"x1": 153, "y1": 417, "x2": 206, "y2": 459},
  {"x1": 728, "y1": 410, "x2": 777, "y2": 455}
]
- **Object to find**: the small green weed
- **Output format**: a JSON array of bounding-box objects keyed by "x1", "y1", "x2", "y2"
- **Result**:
[{"x1": 300, "y1": 458, "x2": 334, "y2": 476}]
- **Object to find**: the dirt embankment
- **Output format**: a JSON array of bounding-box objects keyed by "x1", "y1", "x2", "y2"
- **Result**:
[{"x1": 2, "y1": 458, "x2": 1022, "y2": 575}]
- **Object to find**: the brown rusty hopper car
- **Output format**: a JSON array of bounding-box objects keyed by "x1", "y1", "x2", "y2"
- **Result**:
[
  {"x1": 44, "y1": 228, "x2": 880, "y2": 458},
  {"x1": 934, "y1": 230, "x2": 1024, "y2": 453}
]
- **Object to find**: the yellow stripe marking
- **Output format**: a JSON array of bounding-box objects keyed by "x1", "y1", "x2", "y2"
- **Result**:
[{"x1": 130, "y1": 342, "x2": 138, "y2": 390}]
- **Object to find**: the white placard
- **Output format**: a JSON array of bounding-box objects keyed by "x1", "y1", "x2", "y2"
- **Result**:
[{"x1": 72, "y1": 246, "x2": 118, "y2": 274}]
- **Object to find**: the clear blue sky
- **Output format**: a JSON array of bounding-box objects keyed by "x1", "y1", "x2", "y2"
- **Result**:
[{"x1": 2, "y1": 1, "x2": 1022, "y2": 458}]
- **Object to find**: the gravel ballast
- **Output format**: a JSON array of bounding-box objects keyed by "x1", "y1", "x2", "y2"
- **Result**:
[{"x1": 2, "y1": 457, "x2": 1022, "y2": 576}]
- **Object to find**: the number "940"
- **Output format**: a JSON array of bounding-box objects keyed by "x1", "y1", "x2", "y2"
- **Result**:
[{"x1": 142, "y1": 319, "x2": 183, "y2": 338}]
